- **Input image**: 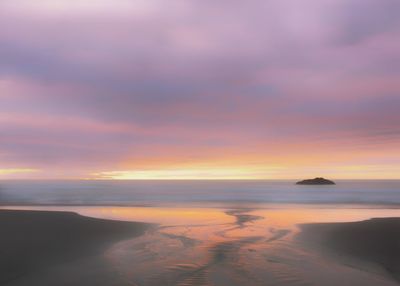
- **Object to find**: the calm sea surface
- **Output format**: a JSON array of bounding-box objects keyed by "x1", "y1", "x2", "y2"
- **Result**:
[{"x1": 0, "y1": 180, "x2": 399, "y2": 206}]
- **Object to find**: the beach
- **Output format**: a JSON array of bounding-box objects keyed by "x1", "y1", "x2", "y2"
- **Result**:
[
  {"x1": 2, "y1": 205, "x2": 400, "y2": 285},
  {"x1": 299, "y1": 218, "x2": 400, "y2": 283},
  {"x1": 0, "y1": 210, "x2": 150, "y2": 286},
  {"x1": 1, "y1": 180, "x2": 400, "y2": 286}
]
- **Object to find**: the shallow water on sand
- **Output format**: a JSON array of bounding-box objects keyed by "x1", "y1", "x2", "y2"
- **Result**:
[{"x1": 3, "y1": 205, "x2": 400, "y2": 286}]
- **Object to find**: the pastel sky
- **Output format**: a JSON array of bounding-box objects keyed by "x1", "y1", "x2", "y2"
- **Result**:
[{"x1": 1, "y1": 0, "x2": 400, "y2": 179}]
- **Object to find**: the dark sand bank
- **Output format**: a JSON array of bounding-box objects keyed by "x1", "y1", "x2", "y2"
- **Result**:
[
  {"x1": 298, "y1": 218, "x2": 400, "y2": 282},
  {"x1": 0, "y1": 210, "x2": 150, "y2": 286}
]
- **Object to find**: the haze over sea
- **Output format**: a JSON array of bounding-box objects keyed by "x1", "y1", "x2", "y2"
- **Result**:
[{"x1": 1, "y1": 180, "x2": 400, "y2": 206}]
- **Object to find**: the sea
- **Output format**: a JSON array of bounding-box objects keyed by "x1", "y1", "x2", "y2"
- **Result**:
[{"x1": 0, "y1": 180, "x2": 399, "y2": 206}]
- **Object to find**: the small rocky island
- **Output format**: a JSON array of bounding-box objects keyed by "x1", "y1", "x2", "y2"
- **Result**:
[{"x1": 296, "y1": 177, "x2": 335, "y2": 185}]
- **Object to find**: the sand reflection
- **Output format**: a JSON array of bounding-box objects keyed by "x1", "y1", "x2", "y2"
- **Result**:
[
  {"x1": 98, "y1": 206, "x2": 400, "y2": 286},
  {"x1": 3, "y1": 205, "x2": 400, "y2": 285}
]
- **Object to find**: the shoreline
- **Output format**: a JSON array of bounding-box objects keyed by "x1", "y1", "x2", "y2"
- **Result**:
[
  {"x1": 0, "y1": 209, "x2": 151, "y2": 285},
  {"x1": 298, "y1": 218, "x2": 400, "y2": 283}
]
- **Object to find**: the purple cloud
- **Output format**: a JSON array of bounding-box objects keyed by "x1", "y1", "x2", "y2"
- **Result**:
[{"x1": 0, "y1": 0, "x2": 399, "y2": 178}]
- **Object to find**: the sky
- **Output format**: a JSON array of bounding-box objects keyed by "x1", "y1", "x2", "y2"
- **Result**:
[{"x1": 1, "y1": 0, "x2": 400, "y2": 179}]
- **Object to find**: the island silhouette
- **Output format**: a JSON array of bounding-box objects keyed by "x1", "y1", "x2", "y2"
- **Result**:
[{"x1": 296, "y1": 177, "x2": 335, "y2": 185}]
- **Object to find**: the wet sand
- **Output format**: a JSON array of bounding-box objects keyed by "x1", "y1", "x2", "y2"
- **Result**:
[
  {"x1": 299, "y1": 218, "x2": 400, "y2": 283},
  {"x1": 0, "y1": 210, "x2": 150, "y2": 286},
  {"x1": 2, "y1": 206, "x2": 400, "y2": 285}
]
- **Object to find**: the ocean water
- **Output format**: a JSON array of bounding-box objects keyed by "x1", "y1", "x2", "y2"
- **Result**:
[
  {"x1": 3, "y1": 180, "x2": 400, "y2": 285},
  {"x1": 0, "y1": 180, "x2": 399, "y2": 206}
]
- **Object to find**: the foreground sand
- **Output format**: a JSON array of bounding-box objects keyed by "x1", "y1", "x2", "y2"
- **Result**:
[
  {"x1": 2, "y1": 206, "x2": 400, "y2": 286},
  {"x1": 298, "y1": 218, "x2": 400, "y2": 283},
  {"x1": 0, "y1": 210, "x2": 150, "y2": 286}
]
